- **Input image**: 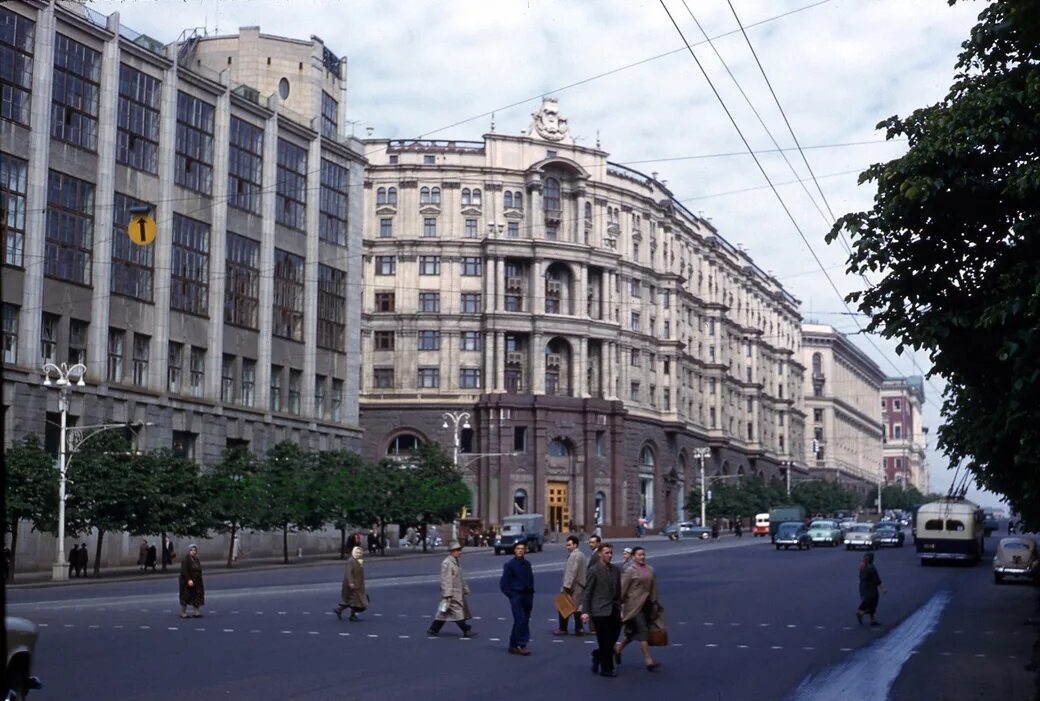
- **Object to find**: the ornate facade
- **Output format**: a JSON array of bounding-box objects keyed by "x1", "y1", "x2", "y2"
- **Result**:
[{"x1": 881, "y1": 376, "x2": 928, "y2": 492}]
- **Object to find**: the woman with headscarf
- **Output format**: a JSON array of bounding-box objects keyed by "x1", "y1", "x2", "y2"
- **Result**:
[
  {"x1": 334, "y1": 546, "x2": 368, "y2": 621},
  {"x1": 614, "y1": 546, "x2": 662, "y2": 671},
  {"x1": 178, "y1": 544, "x2": 205, "y2": 618},
  {"x1": 856, "y1": 552, "x2": 885, "y2": 626}
]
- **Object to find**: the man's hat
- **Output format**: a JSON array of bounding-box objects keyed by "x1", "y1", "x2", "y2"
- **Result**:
[{"x1": 448, "y1": 541, "x2": 463, "y2": 551}]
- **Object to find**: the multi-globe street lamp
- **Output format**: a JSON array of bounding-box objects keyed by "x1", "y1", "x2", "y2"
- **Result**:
[{"x1": 42, "y1": 362, "x2": 86, "y2": 581}]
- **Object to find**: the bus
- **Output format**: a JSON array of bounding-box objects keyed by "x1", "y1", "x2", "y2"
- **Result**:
[{"x1": 915, "y1": 497, "x2": 985, "y2": 564}]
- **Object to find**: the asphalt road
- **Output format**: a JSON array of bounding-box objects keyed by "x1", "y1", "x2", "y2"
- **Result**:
[{"x1": 7, "y1": 531, "x2": 1037, "y2": 701}]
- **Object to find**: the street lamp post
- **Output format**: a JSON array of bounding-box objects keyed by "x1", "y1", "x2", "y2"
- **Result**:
[
  {"x1": 780, "y1": 460, "x2": 794, "y2": 497},
  {"x1": 42, "y1": 362, "x2": 86, "y2": 582},
  {"x1": 442, "y1": 411, "x2": 472, "y2": 540},
  {"x1": 693, "y1": 447, "x2": 711, "y2": 528}
]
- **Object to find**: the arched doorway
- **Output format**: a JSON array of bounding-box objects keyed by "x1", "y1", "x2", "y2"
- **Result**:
[
  {"x1": 639, "y1": 445, "x2": 656, "y2": 525},
  {"x1": 546, "y1": 438, "x2": 573, "y2": 532}
]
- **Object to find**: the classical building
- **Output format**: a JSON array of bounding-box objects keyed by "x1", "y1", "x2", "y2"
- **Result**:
[
  {"x1": 360, "y1": 99, "x2": 806, "y2": 534},
  {"x1": 881, "y1": 376, "x2": 928, "y2": 492},
  {"x1": 1, "y1": 2, "x2": 364, "y2": 462},
  {"x1": 801, "y1": 323, "x2": 885, "y2": 492}
]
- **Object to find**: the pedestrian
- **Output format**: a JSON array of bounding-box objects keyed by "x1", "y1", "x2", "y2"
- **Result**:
[
  {"x1": 146, "y1": 543, "x2": 158, "y2": 571},
  {"x1": 78, "y1": 542, "x2": 89, "y2": 577},
  {"x1": 636, "y1": 518, "x2": 647, "y2": 538},
  {"x1": 426, "y1": 541, "x2": 476, "y2": 638},
  {"x1": 334, "y1": 546, "x2": 368, "y2": 621},
  {"x1": 735, "y1": 518, "x2": 743, "y2": 538},
  {"x1": 162, "y1": 535, "x2": 175, "y2": 568},
  {"x1": 178, "y1": 543, "x2": 205, "y2": 619},
  {"x1": 137, "y1": 539, "x2": 148, "y2": 572},
  {"x1": 582, "y1": 542, "x2": 622, "y2": 677},
  {"x1": 620, "y1": 547, "x2": 634, "y2": 572},
  {"x1": 231, "y1": 533, "x2": 242, "y2": 563},
  {"x1": 587, "y1": 534, "x2": 602, "y2": 571},
  {"x1": 554, "y1": 535, "x2": 586, "y2": 636},
  {"x1": 68, "y1": 544, "x2": 78, "y2": 578},
  {"x1": 856, "y1": 552, "x2": 884, "y2": 626},
  {"x1": 711, "y1": 519, "x2": 720, "y2": 540},
  {"x1": 500, "y1": 542, "x2": 535, "y2": 655},
  {"x1": 614, "y1": 546, "x2": 662, "y2": 671},
  {"x1": 3, "y1": 546, "x2": 11, "y2": 581},
  {"x1": 367, "y1": 529, "x2": 378, "y2": 555}
]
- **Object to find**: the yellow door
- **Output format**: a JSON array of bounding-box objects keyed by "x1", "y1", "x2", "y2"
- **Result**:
[{"x1": 547, "y1": 481, "x2": 570, "y2": 532}]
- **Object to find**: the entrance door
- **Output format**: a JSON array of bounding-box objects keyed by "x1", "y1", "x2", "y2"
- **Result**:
[{"x1": 547, "y1": 481, "x2": 570, "y2": 532}]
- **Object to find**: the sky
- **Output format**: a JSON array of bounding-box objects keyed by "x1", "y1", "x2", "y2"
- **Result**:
[{"x1": 87, "y1": 0, "x2": 999, "y2": 507}]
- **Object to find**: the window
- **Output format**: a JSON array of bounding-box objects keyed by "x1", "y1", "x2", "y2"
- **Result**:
[
  {"x1": 132, "y1": 334, "x2": 150, "y2": 386},
  {"x1": 709, "y1": 378, "x2": 717, "y2": 395},
  {"x1": 1, "y1": 153, "x2": 28, "y2": 266},
  {"x1": 708, "y1": 318, "x2": 716, "y2": 336},
  {"x1": 813, "y1": 408, "x2": 823, "y2": 422},
  {"x1": 270, "y1": 365, "x2": 282, "y2": 411},
  {"x1": 418, "y1": 292, "x2": 440, "y2": 313},
  {"x1": 417, "y1": 330, "x2": 440, "y2": 351},
  {"x1": 377, "y1": 187, "x2": 388, "y2": 205},
  {"x1": 461, "y1": 256, "x2": 482, "y2": 276},
  {"x1": 464, "y1": 218, "x2": 478, "y2": 238},
  {"x1": 513, "y1": 426, "x2": 527, "y2": 452},
  {"x1": 460, "y1": 293, "x2": 481, "y2": 313},
  {"x1": 228, "y1": 116, "x2": 263, "y2": 213},
  {"x1": 507, "y1": 222, "x2": 520, "y2": 239},
  {"x1": 287, "y1": 369, "x2": 302, "y2": 415},
  {"x1": 317, "y1": 264, "x2": 347, "y2": 351},
  {"x1": 116, "y1": 64, "x2": 160, "y2": 172},
  {"x1": 319, "y1": 159, "x2": 349, "y2": 245},
  {"x1": 241, "y1": 359, "x2": 255, "y2": 407},
  {"x1": 167, "y1": 341, "x2": 183, "y2": 393},
  {"x1": 108, "y1": 328, "x2": 125, "y2": 382},
  {"x1": 417, "y1": 367, "x2": 440, "y2": 388},
  {"x1": 217, "y1": 354, "x2": 234, "y2": 402},
  {"x1": 460, "y1": 331, "x2": 480, "y2": 351},
  {"x1": 631, "y1": 312, "x2": 640, "y2": 332},
  {"x1": 544, "y1": 177, "x2": 560, "y2": 211},
  {"x1": 423, "y1": 217, "x2": 437, "y2": 238},
  {"x1": 40, "y1": 312, "x2": 57, "y2": 364},
  {"x1": 273, "y1": 249, "x2": 304, "y2": 341},
  {"x1": 894, "y1": 399, "x2": 902, "y2": 411},
  {"x1": 630, "y1": 278, "x2": 641, "y2": 298},
  {"x1": 171, "y1": 431, "x2": 197, "y2": 461},
  {"x1": 386, "y1": 187, "x2": 398, "y2": 205},
  {"x1": 663, "y1": 358, "x2": 670, "y2": 375},
  {"x1": 373, "y1": 367, "x2": 394, "y2": 389},
  {"x1": 314, "y1": 375, "x2": 326, "y2": 418},
  {"x1": 461, "y1": 188, "x2": 471, "y2": 205},
  {"x1": 331, "y1": 379, "x2": 343, "y2": 421},
  {"x1": 630, "y1": 382, "x2": 640, "y2": 402},
  {"x1": 420, "y1": 186, "x2": 441, "y2": 205},
  {"x1": 661, "y1": 289, "x2": 670, "y2": 309},
  {"x1": 379, "y1": 218, "x2": 393, "y2": 238},
  {"x1": 375, "y1": 292, "x2": 395, "y2": 312},
  {"x1": 189, "y1": 347, "x2": 205, "y2": 397},
  {"x1": 111, "y1": 193, "x2": 154, "y2": 301},
  {"x1": 894, "y1": 425, "x2": 902, "y2": 439},
  {"x1": 548, "y1": 439, "x2": 569, "y2": 457},
  {"x1": 276, "y1": 139, "x2": 307, "y2": 229},
  {"x1": 419, "y1": 255, "x2": 441, "y2": 275},
  {"x1": 375, "y1": 255, "x2": 396, "y2": 275},
  {"x1": 504, "y1": 191, "x2": 512, "y2": 208},
  {"x1": 423, "y1": 154, "x2": 435, "y2": 165},
  {"x1": 69, "y1": 319, "x2": 87, "y2": 365},
  {"x1": 171, "y1": 214, "x2": 210, "y2": 316},
  {"x1": 631, "y1": 349, "x2": 641, "y2": 367},
  {"x1": 505, "y1": 368, "x2": 523, "y2": 393},
  {"x1": 45, "y1": 170, "x2": 94, "y2": 285},
  {"x1": 51, "y1": 34, "x2": 100, "y2": 149},
  {"x1": 1, "y1": 303, "x2": 16, "y2": 363},
  {"x1": 373, "y1": 331, "x2": 395, "y2": 351},
  {"x1": 545, "y1": 224, "x2": 558, "y2": 241},
  {"x1": 175, "y1": 92, "x2": 215, "y2": 193},
  {"x1": 225, "y1": 233, "x2": 260, "y2": 328},
  {"x1": 320, "y1": 91, "x2": 338, "y2": 139},
  {"x1": 0, "y1": 8, "x2": 34, "y2": 125},
  {"x1": 459, "y1": 368, "x2": 481, "y2": 389}
]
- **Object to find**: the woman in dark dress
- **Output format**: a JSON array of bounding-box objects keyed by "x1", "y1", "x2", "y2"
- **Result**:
[
  {"x1": 856, "y1": 552, "x2": 885, "y2": 626},
  {"x1": 179, "y1": 544, "x2": 205, "y2": 619}
]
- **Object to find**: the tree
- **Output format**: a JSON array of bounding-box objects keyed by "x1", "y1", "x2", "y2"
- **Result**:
[
  {"x1": 313, "y1": 449, "x2": 368, "y2": 559},
  {"x1": 202, "y1": 447, "x2": 264, "y2": 567},
  {"x1": 790, "y1": 480, "x2": 858, "y2": 516},
  {"x1": 880, "y1": 485, "x2": 927, "y2": 512},
  {"x1": 255, "y1": 442, "x2": 319, "y2": 564},
  {"x1": 3, "y1": 434, "x2": 56, "y2": 580},
  {"x1": 686, "y1": 475, "x2": 787, "y2": 522},
  {"x1": 127, "y1": 450, "x2": 208, "y2": 571},
  {"x1": 827, "y1": 0, "x2": 1040, "y2": 529},
  {"x1": 401, "y1": 443, "x2": 472, "y2": 551}
]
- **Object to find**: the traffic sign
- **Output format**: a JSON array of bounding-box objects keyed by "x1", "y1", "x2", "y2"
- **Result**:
[{"x1": 127, "y1": 214, "x2": 157, "y2": 246}]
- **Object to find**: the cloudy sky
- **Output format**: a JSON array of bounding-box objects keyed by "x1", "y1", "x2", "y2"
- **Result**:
[{"x1": 89, "y1": 0, "x2": 997, "y2": 506}]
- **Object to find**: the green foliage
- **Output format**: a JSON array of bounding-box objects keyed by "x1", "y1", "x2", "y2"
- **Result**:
[
  {"x1": 255, "y1": 441, "x2": 322, "y2": 563},
  {"x1": 827, "y1": 0, "x2": 1040, "y2": 529},
  {"x1": 790, "y1": 480, "x2": 859, "y2": 515},
  {"x1": 3, "y1": 434, "x2": 56, "y2": 535},
  {"x1": 127, "y1": 449, "x2": 208, "y2": 538},
  {"x1": 687, "y1": 476, "x2": 788, "y2": 520},
  {"x1": 64, "y1": 431, "x2": 149, "y2": 538},
  {"x1": 880, "y1": 485, "x2": 927, "y2": 512}
]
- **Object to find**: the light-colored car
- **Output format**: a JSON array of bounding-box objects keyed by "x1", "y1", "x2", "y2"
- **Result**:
[
  {"x1": 5, "y1": 616, "x2": 42, "y2": 701},
  {"x1": 844, "y1": 523, "x2": 879, "y2": 551},
  {"x1": 993, "y1": 537, "x2": 1039, "y2": 584},
  {"x1": 679, "y1": 521, "x2": 711, "y2": 539},
  {"x1": 807, "y1": 520, "x2": 843, "y2": 547}
]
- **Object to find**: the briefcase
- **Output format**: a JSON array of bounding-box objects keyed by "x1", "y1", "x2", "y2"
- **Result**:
[{"x1": 554, "y1": 592, "x2": 577, "y2": 619}]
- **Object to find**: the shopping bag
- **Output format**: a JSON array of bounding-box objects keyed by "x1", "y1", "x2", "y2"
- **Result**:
[
  {"x1": 554, "y1": 592, "x2": 577, "y2": 619},
  {"x1": 647, "y1": 603, "x2": 668, "y2": 646}
]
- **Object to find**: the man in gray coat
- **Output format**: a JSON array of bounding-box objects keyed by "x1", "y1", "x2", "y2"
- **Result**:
[
  {"x1": 582, "y1": 543, "x2": 622, "y2": 677},
  {"x1": 426, "y1": 541, "x2": 476, "y2": 638},
  {"x1": 554, "y1": 535, "x2": 586, "y2": 636}
]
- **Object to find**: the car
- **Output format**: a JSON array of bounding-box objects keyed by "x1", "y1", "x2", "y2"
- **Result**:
[
  {"x1": 807, "y1": 519, "x2": 843, "y2": 546},
  {"x1": 874, "y1": 521, "x2": 905, "y2": 548},
  {"x1": 5, "y1": 616, "x2": 42, "y2": 701},
  {"x1": 838, "y1": 518, "x2": 857, "y2": 535},
  {"x1": 774, "y1": 522, "x2": 812, "y2": 550},
  {"x1": 679, "y1": 522, "x2": 712, "y2": 539},
  {"x1": 983, "y1": 515, "x2": 1000, "y2": 537},
  {"x1": 844, "y1": 523, "x2": 879, "y2": 550},
  {"x1": 993, "y1": 537, "x2": 1039, "y2": 584}
]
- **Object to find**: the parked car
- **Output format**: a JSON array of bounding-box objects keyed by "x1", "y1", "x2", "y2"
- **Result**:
[
  {"x1": 5, "y1": 616, "x2": 42, "y2": 701},
  {"x1": 844, "y1": 523, "x2": 879, "y2": 551},
  {"x1": 679, "y1": 521, "x2": 712, "y2": 539},
  {"x1": 807, "y1": 520, "x2": 843, "y2": 547},
  {"x1": 875, "y1": 521, "x2": 905, "y2": 548},
  {"x1": 993, "y1": 537, "x2": 1039, "y2": 584},
  {"x1": 774, "y1": 522, "x2": 812, "y2": 551}
]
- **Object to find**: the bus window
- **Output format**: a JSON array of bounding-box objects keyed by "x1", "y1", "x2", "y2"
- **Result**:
[
  {"x1": 946, "y1": 520, "x2": 965, "y2": 532},
  {"x1": 924, "y1": 519, "x2": 944, "y2": 531}
]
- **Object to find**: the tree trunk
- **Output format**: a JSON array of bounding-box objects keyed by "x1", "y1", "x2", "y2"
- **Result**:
[
  {"x1": 421, "y1": 522, "x2": 427, "y2": 554},
  {"x1": 226, "y1": 524, "x2": 237, "y2": 568},
  {"x1": 282, "y1": 523, "x2": 289, "y2": 564},
  {"x1": 7, "y1": 520, "x2": 19, "y2": 582},
  {"x1": 379, "y1": 523, "x2": 386, "y2": 556},
  {"x1": 339, "y1": 526, "x2": 346, "y2": 560},
  {"x1": 160, "y1": 529, "x2": 168, "y2": 572},
  {"x1": 93, "y1": 530, "x2": 104, "y2": 576}
]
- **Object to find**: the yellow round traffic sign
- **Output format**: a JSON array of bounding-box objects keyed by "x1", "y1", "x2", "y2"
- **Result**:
[{"x1": 128, "y1": 214, "x2": 157, "y2": 246}]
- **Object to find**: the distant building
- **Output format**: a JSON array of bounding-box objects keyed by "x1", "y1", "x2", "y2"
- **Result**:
[{"x1": 881, "y1": 376, "x2": 928, "y2": 493}]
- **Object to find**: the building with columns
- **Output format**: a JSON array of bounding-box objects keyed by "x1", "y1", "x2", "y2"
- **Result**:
[
  {"x1": 801, "y1": 323, "x2": 885, "y2": 494},
  {"x1": 1, "y1": 2, "x2": 363, "y2": 462},
  {"x1": 360, "y1": 99, "x2": 807, "y2": 535},
  {"x1": 881, "y1": 376, "x2": 928, "y2": 492}
]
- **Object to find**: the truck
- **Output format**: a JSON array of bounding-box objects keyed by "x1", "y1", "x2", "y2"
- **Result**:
[
  {"x1": 493, "y1": 514, "x2": 545, "y2": 555},
  {"x1": 768, "y1": 504, "x2": 806, "y2": 542}
]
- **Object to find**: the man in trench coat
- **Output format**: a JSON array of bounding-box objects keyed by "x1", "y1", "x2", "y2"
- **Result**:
[
  {"x1": 554, "y1": 535, "x2": 586, "y2": 635},
  {"x1": 426, "y1": 541, "x2": 476, "y2": 637}
]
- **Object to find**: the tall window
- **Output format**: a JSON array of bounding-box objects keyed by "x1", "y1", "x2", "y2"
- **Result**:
[
  {"x1": 189, "y1": 347, "x2": 205, "y2": 397},
  {"x1": 69, "y1": 319, "x2": 87, "y2": 366},
  {"x1": 314, "y1": 374, "x2": 327, "y2": 418},
  {"x1": 107, "y1": 328, "x2": 125, "y2": 383},
  {"x1": 111, "y1": 193, "x2": 154, "y2": 300},
  {"x1": 373, "y1": 367, "x2": 394, "y2": 389},
  {"x1": 273, "y1": 249, "x2": 304, "y2": 341},
  {"x1": 374, "y1": 331, "x2": 395, "y2": 351},
  {"x1": 171, "y1": 214, "x2": 210, "y2": 316},
  {"x1": 331, "y1": 379, "x2": 343, "y2": 421},
  {"x1": 460, "y1": 331, "x2": 480, "y2": 351},
  {"x1": 379, "y1": 218, "x2": 393, "y2": 238},
  {"x1": 116, "y1": 64, "x2": 161, "y2": 173},
  {"x1": 418, "y1": 292, "x2": 440, "y2": 313},
  {"x1": 225, "y1": 233, "x2": 260, "y2": 328},
  {"x1": 167, "y1": 341, "x2": 183, "y2": 393},
  {"x1": 1, "y1": 303, "x2": 16, "y2": 363},
  {"x1": 464, "y1": 219, "x2": 478, "y2": 238},
  {"x1": 1, "y1": 153, "x2": 28, "y2": 266},
  {"x1": 374, "y1": 292, "x2": 395, "y2": 312},
  {"x1": 288, "y1": 369, "x2": 302, "y2": 415},
  {"x1": 270, "y1": 365, "x2": 282, "y2": 411},
  {"x1": 51, "y1": 34, "x2": 100, "y2": 149},
  {"x1": 417, "y1": 367, "x2": 440, "y2": 388},
  {"x1": 423, "y1": 217, "x2": 437, "y2": 238},
  {"x1": 132, "y1": 334, "x2": 150, "y2": 386},
  {"x1": 319, "y1": 158, "x2": 349, "y2": 245},
  {"x1": 543, "y1": 176, "x2": 560, "y2": 211},
  {"x1": 460, "y1": 293, "x2": 481, "y2": 313},
  {"x1": 45, "y1": 170, "x2": 93, "y2": 285},
  {"x1": 241, "y1": 359, "x2": 256, "y2": 407},
  {"x1": 320, "y1": 91, "x2": 338, "y2": 139},
  {"x1": 228, "y1": 116, "x2": 263, "y2": 213},
  {"x1": 221, "y1": 354, "x2": 235, "y2": 402},
  {"x1": 507, "y1": 221, "x2": 519, "y2": 239},
  {"x1": 0, "y1": 8, "x2": 34, "y2": 126},
  {"x1": 276, "y1": 139, "x2": 307, "y2": 230},
  {"x1": 175, "y1": 92, "x2": 215, "y2": 193},
  {"x1": 317, "y1": 264, "x2": 347, "y2": 351},
  {"x1": 40, "y1": 312, "x2": 57, "y2": 365}
]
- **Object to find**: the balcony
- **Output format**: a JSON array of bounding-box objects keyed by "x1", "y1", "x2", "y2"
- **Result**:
[
  {"x1": 544, "y1": 208, "x2": 562, "y2": 224},
  {"x1": 506, "y1": 277, "x2": 525, "y2": 292},
  {"x1": 546, "y1": 353, "x2": 562, "y2": 368},
  {"x1": 506, "y1": 352, "x2": 525, "y2": 366},
  {"x1": 546, "y1": 280, "x2": 562, "y2": 295}
]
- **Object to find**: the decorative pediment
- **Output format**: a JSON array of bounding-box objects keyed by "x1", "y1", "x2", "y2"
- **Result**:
[
  {"x1": 419, "y1": 206, "x2": 441, "y2": 216},
  {"x1": 375, "y1": 206, "x2": 397, "y2": 216},
  {"x1": 460, "y1": 206, "x2": 483, "y2": 217},
  {"x1": 504, "y1": 209, "x2": 524, "y2": 220}
]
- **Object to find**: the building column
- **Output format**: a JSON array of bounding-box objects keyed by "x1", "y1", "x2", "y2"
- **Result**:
[
  {"x1": 256, "y1": 102, "x2": 280, "y2": 412},
  {"x1": 495, "y1": 332, "x2": 505, "y2": 391},
  {"x1": 577, "y1": 337, "x2": 588, "y2": 398},
  {"x1": 484, "y1": 331, "x2": 496, "y2": 392},
  {"x1": 531, "y1": 332, "x2": 545, "y2": 394},
  {"x1": 496, "y1": 257, "x2": 506, "y2": 312},
  {"x1": 576, "y1": 264, "x2": 588, "y2": 318},
  {"x1": 204, "y1": 79, "x2": 231, "y2": 399},
  {"x1": 532, "y1": 259, "x2": 545, "y2": 316},
  {"x1": 484, "y1": 257, "x2": 496, "y2": 313},
  {"x1": 301, "y1": 135, "x2": 322, "y2": 417}
]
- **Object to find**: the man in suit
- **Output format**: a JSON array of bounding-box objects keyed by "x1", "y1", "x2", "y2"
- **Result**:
[
  {"x1": 582, "y1": 543, "x2": 622, "y2": 677},
  {"x1": 500, "y1": 542, "x2": 535, "y2": 655},
  {"x1": 554, "y1": 535, "x2": 586, "y2": 636}
]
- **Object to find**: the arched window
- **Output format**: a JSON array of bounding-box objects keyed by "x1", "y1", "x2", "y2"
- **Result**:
[
  {"x1": 472, "y1": 188, "x2": 481, "y2": 206},
  {"x1": 387, "y1": 187, "x2": 398, "y2": 205},
  {"x1": 584, "y1": 202, "x2": 593, "y2": 221},
  {"x1": 504, "y1": 191, "x2": 513, "y2": 209},
  {"x1": 544, "y1": 177, "x2": 560, "y2": 211},
  {"x1": 513, "y1": 488, "x2": 528, "y2": 514},
  {"x1": 462, "y1": 188, "x2": 472, "y2": 206},
  {"x1": 420, "y1": 187, "x2": 431, "y2": 205},
  {"x1": 431, "y1": 187, "x2": 441, "y2": 205},
  {"x1": 376, "y1": 187, "x2": 387, "y2": 205},
  {"x1": 386, "y1": 433, "x2": 422, "y2": 457},
  {"x1": 812, "y1": 352, "x2": 822, "y2": 374},
  {"x1": 594, "y1": 491, "x2": 606, "y2": 525},
  {"x1": 547, "y1": 439, "x2": 569, "y2": 457},
  {"x1": 513, "y1": 192, "x2": 522, "y2": 210},
  {"x1": 640, "y1": 445, "x2": 655, "y2": 467}
]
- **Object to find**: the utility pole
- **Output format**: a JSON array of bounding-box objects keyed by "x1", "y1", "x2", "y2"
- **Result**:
[{"x1": 693, "y1": 447, "x2": 711, "y2": 527}]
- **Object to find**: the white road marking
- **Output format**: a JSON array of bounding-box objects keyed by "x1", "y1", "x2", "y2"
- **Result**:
[
  {"x1": 139, "y1": 625, "x2": 150, "y2": 630},
  {"x1": 223, "y1": 629, "x2": 234, "y2": 633},
  {"x1": 489, "y1": 638, "x2": 501, "y2": 642},
  {"x1": 250, "y1": 630, "x2": 261, "y2": 633},
  {"x1": 89, "y1": 625, "x2": 99, "y2": 629},
  {"x1": 771, "y1": 646, "x2": 783, "y2": 650},
  {"x1": 367, "y1": 634, "x2": 378, "y2": 638},
  {"x1": 706, "y1": 643, "x2": 718, "y2": 648},
  {"x1": 281, "y1": 630, "x2": 292, "y2": 634},
  {"x1": 308, "y1": 631, "x2": 319, "y2": 635},
  {"x1": 64, "y1": 624, "x2": 74, "y2": 628},
  {"x1": 398, "y1": 635, "x2": 410, "y2": 639},
  {"x1": 737, "y1": 645, "x2": 749, "y2": 649},
  {"x1": 786, "y1": 624, "x2": 797, "y2": 628},
  {"x1": 168, "y1": 627, "x2": 178, "y2": 631},
  {"x1": 703, "y1": 622, "x2": 714, "y2": 626}
]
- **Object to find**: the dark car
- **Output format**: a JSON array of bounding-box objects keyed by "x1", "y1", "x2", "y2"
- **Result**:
[
  {"x1": 5, "y1": 616, "x2": 42, "y2": 700},
  {"x1": 875, "y1": 521, "x2": 905, "y2": 548},
  {"x1": 983, "y1": 515, "x2": 1000, "y2": 537},
  {"x1": 774, "y1": 522, "x2": 812, "y2": 551}
]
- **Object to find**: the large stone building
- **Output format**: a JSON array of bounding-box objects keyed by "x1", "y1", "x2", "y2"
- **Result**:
[
  {"x1": 360, "y1": 99, "x2": 807, "y2": 534},
  {"x1": 1, "y1": 2, "x2": 364, "y2": 462},
  {"x1": 881, "y1": 376, "x2": 928, "y2": 492},
  {"x1": 801, "y1": 323, "x2": 885, "y2": 493}
]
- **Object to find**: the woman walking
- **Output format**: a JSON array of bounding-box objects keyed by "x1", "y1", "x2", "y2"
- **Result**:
[
  {"x1": 178, "y1": 544, "x2": 205, "y2": 619},
  {"x1": 856, "y1": 552, "x2": 885, "y2": 626},
  {"x1": 334, "y1": 546, "x2": 368, "y2": 621},
  {"x1": 615, "y1": 546, "x2": 661, "y2": 671}
]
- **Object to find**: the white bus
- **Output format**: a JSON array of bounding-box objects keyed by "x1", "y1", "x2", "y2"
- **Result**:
[{"x1": 915, "y1": 497, "x2": 985, "y2": 564}]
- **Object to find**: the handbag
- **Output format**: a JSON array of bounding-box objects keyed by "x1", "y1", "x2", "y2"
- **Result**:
[
  {"x1": 437, "y1": 598, "x2": 451, "y2": 615},
  {"x1": 647, "y1": 629, "x2": 668, "y2": 646}
]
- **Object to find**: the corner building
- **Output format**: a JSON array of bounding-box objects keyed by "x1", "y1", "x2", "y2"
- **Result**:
[
  {"x1": 361, "y1": 100, "x2": 805, "y2": 535},
  {"x1": 1, "y1": 1, "x2": 363, "y2": 462},
  {"x1": 881, "y1": 376, "x2": 928, "y2": 493}
]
